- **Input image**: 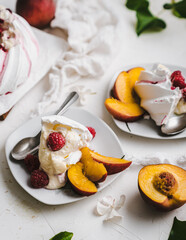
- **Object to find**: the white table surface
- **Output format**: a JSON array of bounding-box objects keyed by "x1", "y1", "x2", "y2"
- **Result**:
[{"x1": 0, "y1": 1, "x2": 186, "y2": 240}]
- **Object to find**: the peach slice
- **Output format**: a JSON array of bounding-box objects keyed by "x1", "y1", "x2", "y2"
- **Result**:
[
  {"x1": 68, "y1": 162, "x2": 97, "y2": 196},
  {"x1": 80, "y1": 147, "x2": 107, "y2": 183},
  {"x1": 90, "y1": 150, "x2": 132, "y2": 174},
  {"x1": 113, "y1": 71, "x2": 133, "y2": 103},
  {"x1": 127, "y1": 67, "x2": 145, "y2": 88},
  {"x1": 105, "y1": 98, "x2": 144, "y2": 122},
  {"x1": 113, "y1": 67, "x2": 144, "y2": 103},
  {"x1": 138, "y1": 164, "x2": 186, "y2": 211}
]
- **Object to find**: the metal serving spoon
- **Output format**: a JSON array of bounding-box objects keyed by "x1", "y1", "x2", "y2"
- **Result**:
[
  {"x1": 11, "y1": 92, "x2": 79, "y2": 160},
  {"x1": 161, "y1": 113, "x2": 186, "y2": 135}
]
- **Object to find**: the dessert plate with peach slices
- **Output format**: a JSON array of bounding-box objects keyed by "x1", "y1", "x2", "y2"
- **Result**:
[
  {"x1": 106, "y1": 63, "x2": 186, "y2": 139},
  {"x1": 5, "y1": 107, "x2": 131, "y2": 205}
]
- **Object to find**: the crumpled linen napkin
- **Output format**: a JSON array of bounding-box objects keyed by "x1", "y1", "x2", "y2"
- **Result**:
[
  {"x1": 34, "y1": 0, "x2": 119, "y2": 115},
  {"x1": 51, "y1": 0, "x2": 118, "y2": 83},
  {"x1": 125, "y1": 152, "x2": 186, "y2": 169}
]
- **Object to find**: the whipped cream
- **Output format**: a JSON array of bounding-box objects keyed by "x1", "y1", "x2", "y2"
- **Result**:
[
  {"x1": 39, "y1": 115, "x2": 93, "y2": 189},
  {"x1": 135, "y1": 64, "x2": 182, "y2": 126},
  {"x1": 0, "y1": 6, "x2": 39, "y2": 95}
]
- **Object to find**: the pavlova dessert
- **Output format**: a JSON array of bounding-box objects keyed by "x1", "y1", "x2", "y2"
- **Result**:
[
  {"x1": 105, "y1": 64, "x2": 186, "y2": 127},
  {"x1": 135, "y1": 64, "x2": 185, "y2": 126},
  {"x1": 0, "y1": 5, "x2": 39, "y2": 117},
  {"x1": 22, "y1": 115, "x2": 131, "y2": 196},
  {"x1": 38, "y1": 116, "x2": 93, "y2": 189}
]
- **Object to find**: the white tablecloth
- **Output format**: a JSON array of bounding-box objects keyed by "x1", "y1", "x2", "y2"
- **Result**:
[{"x1": 0, "y1": 0, "x2": 186, "y2": 240}]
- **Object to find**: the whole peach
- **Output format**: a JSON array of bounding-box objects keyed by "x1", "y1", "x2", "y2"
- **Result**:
[{"x1": 16, "y1": 0, "x2": 56, "y2": 29}]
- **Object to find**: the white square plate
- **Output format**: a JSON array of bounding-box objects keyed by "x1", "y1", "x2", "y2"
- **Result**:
[
  {"x1": 108, "y1": 63, "x2": 186, "y2": 140},
  {"x1": 5, "y1": 107, "x2": 125, "y2": 205}
]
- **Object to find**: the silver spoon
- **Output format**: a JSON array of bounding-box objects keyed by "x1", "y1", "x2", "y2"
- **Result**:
[
  {"x1": 11, "y1": 92, "x2": 79, "y2": 160},
  {"x1": 161, "y1": 114, "x2": 186, "y2": 135}
]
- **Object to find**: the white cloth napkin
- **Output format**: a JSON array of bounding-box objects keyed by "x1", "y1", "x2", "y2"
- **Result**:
[
  {"x1": 125, "y1": 152, "x2": 186, "y2": 169},
  {"x1": 34, "y1": 0, "x2": 120, "y2": 115}
]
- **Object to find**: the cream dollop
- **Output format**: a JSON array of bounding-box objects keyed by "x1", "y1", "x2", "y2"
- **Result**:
[
  {"x1": 135, "y1": 64, "x2": 182, "y2": 126},
  {"x1": 39, "y1": 115, "x2": 93, "y2": 189},
  {"x1": 0, "y1": 5, "x2": 39, "y2": 95}
]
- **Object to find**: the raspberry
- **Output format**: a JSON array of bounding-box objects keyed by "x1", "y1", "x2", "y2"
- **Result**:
[
  {"x1": 87, "y1": 126, "x2": 96, "y2": 139},
  {"x1": 172, "y1": 76, "x2": 186, "y2": 89},
  {"x1": 171, "y1": 71, "x2": 186, "y2": 89},
  {"x1": 47, "y1": 132, "x2": 65, "y2": 151},
  {"x1": 170, "y1": 70, "x2": 181, "y2": 81},
  {"x1": 24, "y1": 154, "x2": 40, "y2": 173},
  {"x1": 30, "y1": 170, "x2": 49, "y2": 188}
]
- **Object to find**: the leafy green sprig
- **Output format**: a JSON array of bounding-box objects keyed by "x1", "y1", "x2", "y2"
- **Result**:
[
  {"x1": 168, "y1": 217, "x2": 186, "y2": 240},
  {"x1": 50, "y1": 231, "x2": 73, "y2": 240},
  {"x1": 125, "y1": 0, "x2": 186, "y2": 35}
]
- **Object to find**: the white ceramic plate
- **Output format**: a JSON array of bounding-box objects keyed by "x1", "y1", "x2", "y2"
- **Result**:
[
  {"x1": 108, "y1": 63, "x2": 186, "y2": 140},
  {"x1": 5, "y1": 107, "x2": 124, "y2": 205}
]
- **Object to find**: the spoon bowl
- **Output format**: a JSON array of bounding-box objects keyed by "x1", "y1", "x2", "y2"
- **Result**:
[
  {"x1": 11, "y1": 92, "x2": 79, "y2": 160},
  {"x1": 161, "y1": 114, "x2": 186, "y2": 135}
]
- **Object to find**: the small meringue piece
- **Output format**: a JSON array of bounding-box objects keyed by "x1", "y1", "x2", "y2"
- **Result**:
[
  {"x1": 96, "y1": 195, "x2": 126, "y2": 221},
  {"x1": 70, "y1": 85, "x2": 96, "y2": 105}
]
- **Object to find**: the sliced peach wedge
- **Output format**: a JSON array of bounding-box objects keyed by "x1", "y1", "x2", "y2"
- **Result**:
[
  {"x1": 113, "y1": 67, "x2": 144, "y2": 103},
  {"x1": 67, "y1": 162, "x2": 97, "y2": 196},
  {"x1": 67, "y1": 147, "x2": 132, "y2": 196},
  {"x1": 89, "y1": 149, "x2": 132, "y2": 174},
  {"x1": 113, "y1": 71, "x2": 134, "y2": 103},
  {"x1": 67, "y1": 147, "x2": 107, "y2": 196},
  {"x1": 138, "y1": 164, "x2": 186, "y2": 211},
  {"x1": 80, "y1": 147, "x2": 107, "y2": 183},
  {"x1": 105, "y1": 98, "x2": 144, "y2": 122},
  {"x1": 127, "y1": 67, "x2": 145, "y2": 89},
  {"x1": 106, "y1": 67, "x2": 145, "y2": 122}
]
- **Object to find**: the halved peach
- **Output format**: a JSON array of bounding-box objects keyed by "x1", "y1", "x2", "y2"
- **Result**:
[
  {"x1": 138, "y1": 164, "x2": 186, "y2": 211},
  {"x1": 113, "y1": 67, "x2": 144, "y2": 103},
  {"x1": 68, "y1": 162, "x2": 97, "y2": 196},
  {"x1": 105, "y1": 98, "x2": 144, "y2": 122},
  {"x1": 90, "y1": 150, "x2": 132, "y2": 174},
  {"x1": 80, "y1": 147, "x2": 107, "y2": 183}
]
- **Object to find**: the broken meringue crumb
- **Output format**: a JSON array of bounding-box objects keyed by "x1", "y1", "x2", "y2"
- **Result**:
[
  {"x1": 69, "y1": 85, "x2": 96, "y2": 105},
  {"x1": 96, "y1": 195, "x2": 125, "y2": 221}
]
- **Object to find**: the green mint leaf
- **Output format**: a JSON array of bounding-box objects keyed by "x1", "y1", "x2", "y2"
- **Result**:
[
  {"x1": 163, "y1": 3, "x2": 173, "y2": 10},
  {"x1": 126, "y1": 0, "x2": 148, "y2": 11},
  {"x1": 50, "y1": 231, "x2": 73, "y2": 240},
  {"x1": 136, "y1": 7, "x2": 166, "y2": 36},
  {"x1": 173, "y1": 0, "x2": 186, "y2": 18},
  {"x1": 168, "y1": 217, "x2": 186, "y2": 240},
  {"x1": 125, "y1": 0, "x2": 166, "y2": 36},
  {"x1": 164, "y1": 0, "x2": 186, "y2": 18}
]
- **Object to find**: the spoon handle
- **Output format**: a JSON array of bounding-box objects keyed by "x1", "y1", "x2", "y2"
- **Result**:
[{"x1": 54, "y1": 92, "x2": 79, "y2": 116}]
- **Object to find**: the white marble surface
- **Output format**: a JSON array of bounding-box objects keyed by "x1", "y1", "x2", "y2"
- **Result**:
[{"x1": 0, "y1": 0, "x2": 186, "y2": 240}]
